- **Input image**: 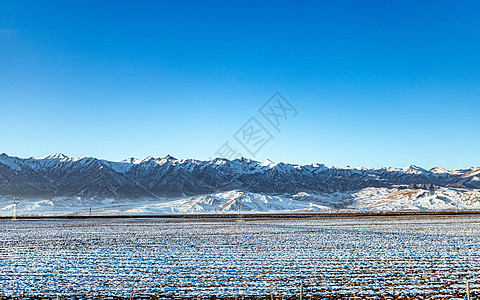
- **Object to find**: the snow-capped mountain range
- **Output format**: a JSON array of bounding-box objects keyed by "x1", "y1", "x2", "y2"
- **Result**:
[{"x1": 1, "y1": 153, "x2": 480, "y2": 215}]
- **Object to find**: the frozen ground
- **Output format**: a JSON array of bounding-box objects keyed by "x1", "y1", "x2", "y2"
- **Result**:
[{"x1": 1, "y1": 216, "x2": 480, "y2": 299}]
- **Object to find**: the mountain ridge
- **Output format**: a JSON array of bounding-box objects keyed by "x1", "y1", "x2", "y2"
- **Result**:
[{"x1": 1, "y1": 153, "x2": 479, "y2": 208}]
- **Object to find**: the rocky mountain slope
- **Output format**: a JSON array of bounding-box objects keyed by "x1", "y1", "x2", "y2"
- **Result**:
[{"x1": 1, "y1": 153, "x2": 479, "y2": 215}]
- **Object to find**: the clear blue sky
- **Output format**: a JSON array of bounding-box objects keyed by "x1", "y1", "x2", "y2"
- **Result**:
[{"x1": 1, "y1": 1, "x2": 479, "y2": 169}]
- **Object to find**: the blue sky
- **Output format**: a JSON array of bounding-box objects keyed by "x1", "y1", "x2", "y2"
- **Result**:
[{"x1": 1, "y1": 1, "x2": 479, "y2": 169}]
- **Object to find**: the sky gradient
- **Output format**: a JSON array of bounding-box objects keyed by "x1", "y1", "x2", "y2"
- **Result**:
[{"x1": 1, "y1": 1, "x2": 479, "y2": 169}]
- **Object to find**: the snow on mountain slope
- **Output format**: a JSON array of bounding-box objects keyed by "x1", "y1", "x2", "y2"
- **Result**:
[
  {"x1": 349, "y1": 187, "x2": 480, "y2": 211},
  {"x1": 0, "y1": 190, "x2": 332, "y2": 216},
  {"x1": 1, "y1": 153, "x2": 480, "y2": 215},
  {"x1": 1, "y1": 187, "x2": 479, "y2": 217},
  {"x1": 100, "y1": 157, "x2": 143, "y2": 174},
  {"x1": 125, "y1": 191, "x2": 331, "y2": 215},
  {"x1": 0, "y1": 154, "x2": 22, "y2": 171}
]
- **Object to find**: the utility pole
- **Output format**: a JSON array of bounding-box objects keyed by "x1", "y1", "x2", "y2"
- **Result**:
[
  {"x1": 466, "y1": 280, "x2": 471, "y2": 300},
  {"x1": 12, "y1": 197, "x2": 19, "y2": 221}
]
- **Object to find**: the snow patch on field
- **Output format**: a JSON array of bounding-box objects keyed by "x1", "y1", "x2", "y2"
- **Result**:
[{"x1": 2, "y1": 217, "x2": 480, "y2": 298}]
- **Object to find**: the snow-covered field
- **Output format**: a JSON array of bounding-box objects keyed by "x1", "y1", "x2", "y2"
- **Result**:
[{"x1": 1, "y1": 216, "x2": 480, "y2": 298}]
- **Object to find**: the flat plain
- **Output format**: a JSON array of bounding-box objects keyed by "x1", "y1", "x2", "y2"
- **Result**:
[{"x1": 1, "y1": 215, "x2": 479, "y2": 299}]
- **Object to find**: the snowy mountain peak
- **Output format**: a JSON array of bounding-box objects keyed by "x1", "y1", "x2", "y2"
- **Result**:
[
  {"x1": 430, "y1": 167, "x2": 449, "y2": 174},
  {"x1": 1, "y1": 153, "x2": 480, "y2": 206},
  {"x1": 122, "y1": 157, "x2": 141, "y2": 164},
  {"x1": 39, "y1": 153, "x2": 69, "y2": 160},
  {"x1": 141, "y1": 156, "x2": 155, "y2": 162},
  {"x1": 403, "y1": 165, "x2": 426, "y2": 174},
  {"x1": 310, "y1": 163, "x2": 326, "y2": 168},
  {"x1": 211, "y1": 158, "x2": 229, "y2": 165},
  {"x1": 259, "y1": 159, "x2": 276, "y2": 168},
  {"x1": 154, "y1": 155, "x2": 176, "y2": 165}
]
